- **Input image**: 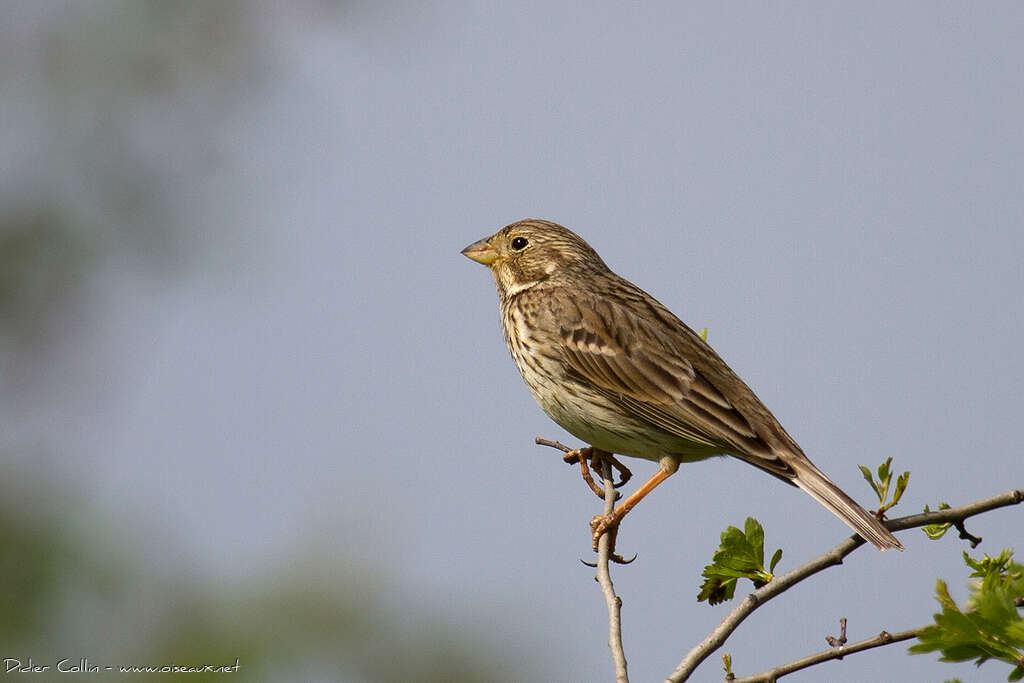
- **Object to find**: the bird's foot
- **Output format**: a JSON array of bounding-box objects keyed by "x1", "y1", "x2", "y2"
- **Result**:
[
  {"x1": 591, "y1": 449, "x2": 632, "y2": 489},
  {"x1": 590, "y1": 512, "x2": 617, "y2": 548},
  {"x1": 536, "y1": 438, "x2": 633, "y2": 495},
  {"x1": 561, "y1": 447, "x2": 632, "y2": 499},
  {"x1": 589, "y1": 512, "x2": 636, "y2": 564},
  {"x1": 562, "y1": 447, "x2": 606, "y2": 498}
]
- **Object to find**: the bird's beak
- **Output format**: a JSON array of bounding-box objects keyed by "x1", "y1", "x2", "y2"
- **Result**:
[{"x1": 461, "y1": 237, "x2": 498, "y2": 266}]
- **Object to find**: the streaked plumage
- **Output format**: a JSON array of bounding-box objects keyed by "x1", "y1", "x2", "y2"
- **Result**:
[{"x1": 462, "y1": 219, "x2": 902, "y2": 550}]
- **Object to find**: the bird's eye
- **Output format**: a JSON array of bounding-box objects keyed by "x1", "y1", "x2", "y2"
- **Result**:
[{"x1": 511, "y1": 237, "x2": 528, "y2": 251}]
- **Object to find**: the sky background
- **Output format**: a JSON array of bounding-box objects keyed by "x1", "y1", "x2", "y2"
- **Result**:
[{"x1": 2, "y1": 2, "x2": 1022, "y2": 681}]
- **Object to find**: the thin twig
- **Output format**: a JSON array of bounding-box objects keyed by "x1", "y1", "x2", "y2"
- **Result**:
[
  {"x1": 666, "y1": 488, "x2": 1024, "y2": 682},
  {"x1": 729, "y1": 596, "x2": 1024, "y2": 682},
  {"x1": 728, "y1": 627, "x2": 924, "y2": 682},
  {"x1": 824, "y1": 617, "x2": 847, "y2": 647},
  {"x1": 596, "y1": 457, "x2": 629, "y2": 682},
  {"x1": 534, "y1": 437, "x2": 573, "y2": 452},
  {"x1": 954, "y1": 520, "x2": 982, "y2": 547},
  {"x1": 730, "y1": 597, "x2": 1024, "y2": 681}
]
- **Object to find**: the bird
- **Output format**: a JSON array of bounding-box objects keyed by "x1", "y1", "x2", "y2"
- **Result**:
[{"x1": 461, "y1": 218, "x2": 903, "y2": 551}]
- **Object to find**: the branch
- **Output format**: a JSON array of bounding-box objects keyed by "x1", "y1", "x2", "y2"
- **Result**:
[
  {"x1": 884, "y1": 490, "x2": 1023, "y2": 532},
  {"x1": 667, "y1": 488, "x2": 1024, "y2": 682},
  {"x1": 596, "y1": 457, "x2": 629, "y2": 682},
  {"x1": 728, "y1": 627, "x2": 923, "y2": 682},
  {"x1": 730, "y1": 597, "x2": 1024, "y2": 682}
]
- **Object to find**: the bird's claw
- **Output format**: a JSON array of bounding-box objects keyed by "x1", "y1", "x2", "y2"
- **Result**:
[
  {"x1": 591, "y1": 450, "x2": 633, "y2": 489},
  {"x1": 590, "y1": 512, "x2": 618, "y2": 550},
  {"x1": 538, "y1": 438, "x2": 637, "y2": 563},
  {"x1": 590, "y1": 512, "x2": 635, "y2": 564},
  {"x1": 563, "y1": 447, "x2": 606, "y2": 498},
  {"x1": 562, "y1": 447, "x2": 631, "y2": 499}
]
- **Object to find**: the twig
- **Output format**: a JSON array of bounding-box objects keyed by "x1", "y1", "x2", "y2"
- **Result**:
[
  {"x1": 883, "y1": 489, "x2": 1023, "y2": 532},
  {"x1": 535, "y1": 437, "x2": 573, "y2": 452},
  {"x1": 954, "y1": 520, "x2": 982, "y2": 548},
  {"x1": 824, "y1": 617, "x2": 847, "y2": 647},
  {"x1": 596, "y1": 457, "x2": 629, "y2": 682},
  {"x1": 729, "y1": 596, "x2": 1024, "y2": 681},
  {"x1": 728, "y1": 627, "x2": 923, "y2": 682},
  {"x1": 666, "y1": 488, "x2": 1024, "y2": 682}
]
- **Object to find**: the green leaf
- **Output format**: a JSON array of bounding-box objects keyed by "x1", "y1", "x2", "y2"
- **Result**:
[
  {"x1": 744, "y1": 517, "x2": 765, "y2": 564},
  {"x1": 910, "y1": 551, "x2": 1024, "y2": 680},
  {"x1": 922, "y1": 502, "x2": 954, "y2": 539},
  {"x1": 876, "y1": 458, "x2": 893, "y2": 503},
  {"x1": 698, "y1": 518, "x2": 783, "y2": 605},
  {"x1": 892, "y1": 470, "x2": 910, "y2": 506},
  {"x1": 697, "y1": 574, "x2": 737, "y2": 605},
  {"x1": 964, "y1": 549, "x2": 1015, "y2": 580},
  {"x1": 859, "y1": 458, "x2": 910, "y2": 515},
  {"x1": 859, "y1": 465, "x2": 881, "y2": 500}
]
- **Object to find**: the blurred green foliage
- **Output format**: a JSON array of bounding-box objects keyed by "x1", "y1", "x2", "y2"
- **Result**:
[
  {"x1": 0, "y1": 3, "x2": 538, "y2": 681},
  {"x1": 910, "y1": 550, "x2": 1024, "y2": 681},
  {"x1": 0, "y1": 205, "x2": 89, "y2": 341},
  {"x1": 0, "y1": 463, "x2": 534, "y2": 682}
]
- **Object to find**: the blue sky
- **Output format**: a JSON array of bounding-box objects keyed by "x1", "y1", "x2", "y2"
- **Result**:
[{"x1": 4, "y1": 2, "x2": 1022, "y2": 681}]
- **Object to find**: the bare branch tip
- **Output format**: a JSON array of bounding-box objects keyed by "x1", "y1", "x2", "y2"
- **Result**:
[
  {"x1": 825, "y1": 618, "x2": 847, "y2": 648},
  {"x1": 535, "y1": 436, "x2": 572, "y2": 452},
  {"x1": 954, "y1": 520, "x2": 982, "y2": 548}
]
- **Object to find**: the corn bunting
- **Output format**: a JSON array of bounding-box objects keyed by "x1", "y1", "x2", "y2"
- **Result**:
[{"x1": 462, "y1": 219, "x2": 902, "y2": 551}]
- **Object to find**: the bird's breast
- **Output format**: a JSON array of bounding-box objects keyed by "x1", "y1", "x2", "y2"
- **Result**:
[{"x1": 501, "y1": 305, "x2": 667, "y2": 461}]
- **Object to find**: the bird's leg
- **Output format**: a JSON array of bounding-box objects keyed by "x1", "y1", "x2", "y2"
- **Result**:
[{"x1": 590, "y1": 456, "x2": 679, "y2": 551}]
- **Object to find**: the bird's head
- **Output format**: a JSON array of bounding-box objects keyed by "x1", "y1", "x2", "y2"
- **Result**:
[{"x1": 461, "y1": 219, "x2": 610, "y2": 297}]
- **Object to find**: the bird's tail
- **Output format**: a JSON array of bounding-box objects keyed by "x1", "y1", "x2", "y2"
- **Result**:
[{"x1": 790, "y1": 460, "x2": 904, "y2": 551}]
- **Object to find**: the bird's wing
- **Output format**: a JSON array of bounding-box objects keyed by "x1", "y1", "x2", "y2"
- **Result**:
[{"x1": 554, "y1": 290, "x2": 790, "y2": 473}]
